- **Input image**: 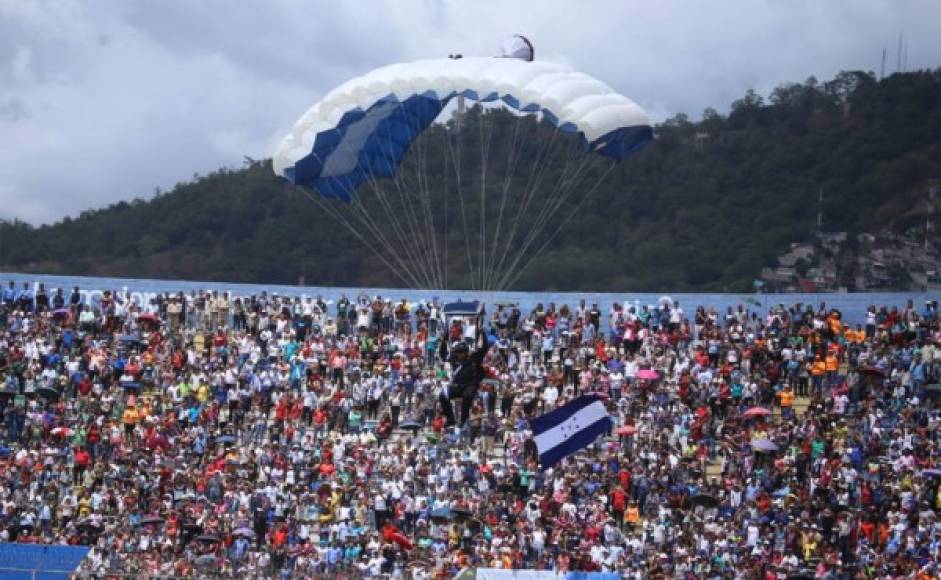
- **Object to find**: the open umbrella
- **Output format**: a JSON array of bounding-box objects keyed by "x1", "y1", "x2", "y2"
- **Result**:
[
  {"x1": 233, "y1": 527, "x2": 255, "y2": 538},
  {"x1": 743, "y1": 407, "x2": 771, "y2": 418},
  {"x1": 38, "y1": 385, "x2": 60, "y2": 399},
  {"x1": 215, "y1": 435, "x2": 237, "y2": 444},
  {"x1": 75, "y1": 519, "x2": 102, "y2": 534},
  {"x1": 859, "y1": 366, "x2": 884, "y2": 377},
  {"x1": 52, "y1": 308, "x2": 71, "y2": 318},
  {"x1": 194, "y1": 534, "x2": 221, "y2": 544},
  {"x1": 399, "y1": 420, "x2": 422, "y2": 432},
  {"x1": 119, "y1": 334, "x2": 141, "y2": 344},
  {"x1": 194, "y1": 555, "x2": 217, "y2": 569},
  {"x1": 615, "y1": 425, "x2": 636, "y2": 436},
  {"x1": 451, "y1": 507, "x2": 474, "y2": 520},
  {"x1": 121, "y1": 382, "x2": 141, "y2": 393},
  {"x1": 138, "y1": 515, "x2": 166, "y2": 526},
  {"x1": 690, "y1": 494, "x2": 719, "y2": 508},
  {"x1": 658, "y1": 296, "x2": 674, "y2": 308},
  {"x1": 138, "y1": 313, "x2": 160, "y2": 324},
  {"x1": 635, "y1": 369, "x2": 659, "y2": 381},
  {"x1": 921, "y1": 469, "x2": 941, "y2": 479},
  {"x1": 50, "y1": 427, "x2": 74, "y2": 437},
  {"x1": 751, "y1": 439, "x2": 779, "y2": 452}
]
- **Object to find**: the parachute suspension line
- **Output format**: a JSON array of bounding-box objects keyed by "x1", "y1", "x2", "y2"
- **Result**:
[
  {"x1": 286, "y1": 184, "x2": 418, "y2": 289},
  {"x1": 490, "y1": 120, "x2": 565, "y2": 284},
  {"x1": 367, "y1": 146, "x2": 435, "y2": 289},
  {"x1": 493, "y1": 149, "x2": 597, "y2": 291},
  {"x1": 482, "y1": 112, "x2": 526, "y2": 291},
  {"x1": 411, "y1": 121, "x2": 445, "y2": 289},
  {"x1": 444, "y1": 122, "x2": 477, "y2": 289},
  {"x1": 496, "y1": 148, "x2": 598, "y2": 290},
  {"x1": 360, "y1": 171, "x2": 432, "y2": 289},
  {"x1": 442, "y1": 130, "x2": 450, "y2": 290},
  {"x1": 489, "y1": 121, "x2": 565, "y2": 288},
  {"x1": 477, "y1": 108, "x2": 495, "y2": 291},
  {"x1": 501, "y1": 159, "x2": 617, "y2": 291},
  {"x1": 348, "y1": 194, "x2": 432, "y2": 288},
  {"x1": 357, "y1": 167, "x2": 421, "y2": 284},
  {"x1": 365, "y1": 106, "x2": 443, "y2": 289},
  {"x1": 358, "y1": 146, "x2": 434, "y2": 290},
  {"x1": 514, "y1": 144, "x2": 595, "y2": 261},
  {"x1": 385, "y1": 117, "x2": 434, "y2": 286}
]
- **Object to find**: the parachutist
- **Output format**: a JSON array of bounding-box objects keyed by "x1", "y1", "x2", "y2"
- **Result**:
[{"x1": 438, "y1": 323, "x2": 488, "y2": 427}]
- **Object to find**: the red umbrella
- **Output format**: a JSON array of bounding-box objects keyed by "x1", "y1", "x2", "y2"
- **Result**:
[
  {"x1": 635, "y1": 369, "x2": 660, "y2": 381},
  {"x1": 742, "y1": 407, "x2": 771, "y2": 418},
  {"x1": 859, "y1": 366, "x2": 884, "y2": 377},
  {"x1": 615, "y1": 425, "x2": 636, "y2": 436}
]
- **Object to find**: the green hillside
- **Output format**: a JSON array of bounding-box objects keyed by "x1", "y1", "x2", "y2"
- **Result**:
[{"x1": 1, "y1": 69, "x2": 939, "y2": 291}]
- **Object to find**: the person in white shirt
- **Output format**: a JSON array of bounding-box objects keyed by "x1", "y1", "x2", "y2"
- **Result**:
[{"x1": 542, "y1": 384, "x2": 559, "y2": 410}]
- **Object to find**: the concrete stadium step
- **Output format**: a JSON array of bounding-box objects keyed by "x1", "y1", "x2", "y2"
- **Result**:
[
  {"x1": 793, "y1": 397, "x2": 811, "y2": 417},
  {"x1": 705, "y1": 460, "x2": 723, "y2": 483}
]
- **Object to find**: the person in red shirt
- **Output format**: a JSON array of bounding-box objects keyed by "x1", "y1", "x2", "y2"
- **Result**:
[
  {"x1": 271, "y1": 523, "x2": 288, "y2": 547},
  {"x1": 73, "y1": 446, "x2": 90, "y2": 481},
  {"x1": 610, "y1": 485, "x2": 627, "y2": 522},
  {"x1": 86, "y1": 424, "x2": 100, "y2": 458},
  {"x1": 77, "y1": 375, "x2": 92, "y2": 397},
  {"x1": 274, "y1": 399, "x2": 288, "y2": 422},
  {"x1": 313, "y1": 408, "x2": 328, "y2": 439}
]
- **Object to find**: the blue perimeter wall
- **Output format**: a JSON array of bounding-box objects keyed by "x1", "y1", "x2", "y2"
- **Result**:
[{"x1": 0, "y1": 545, "x2": 90, "y2": 580}]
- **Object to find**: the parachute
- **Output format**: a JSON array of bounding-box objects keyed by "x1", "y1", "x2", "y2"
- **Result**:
[
  {"x1": 500, "y1": 34, "x2": 535, "y2": 61},
  {"x1": 274, "y1": 42, "x2": 652, "y2": 290}
]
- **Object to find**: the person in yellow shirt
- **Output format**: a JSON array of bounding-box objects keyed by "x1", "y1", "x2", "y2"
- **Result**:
[
  {"x1": 78, "y1": 494, "x2": 92, "y2": 518},
  {"x1": 196, "y1": 382, "x2": 210, "y2": 403},
  {"x1": 802, "y1": 532, "x2": 817, "y2": 561},
  {"x1": 122, "y1": 405, "x2": 140, "y2": 436}
]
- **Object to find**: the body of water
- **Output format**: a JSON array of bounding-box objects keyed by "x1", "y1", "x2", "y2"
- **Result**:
[{"x1": 1, "y1": 272, "x2": 934, "y2": 328}]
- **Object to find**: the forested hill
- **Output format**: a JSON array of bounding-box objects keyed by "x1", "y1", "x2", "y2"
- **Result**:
[{"x1": 1, "y1": 69, "x2": 939, "y2": 292}]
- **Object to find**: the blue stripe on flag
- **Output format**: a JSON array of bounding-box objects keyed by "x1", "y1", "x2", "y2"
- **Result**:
[
  {"x1": 530, "y1": 394, "x2": 611, "y2": 469},
  {"x1": 530, "y1": 394, "x2": 604, "y2": 436},
  {"x1": 536, "y1": 414, "x2": 610, "y2": 469}
]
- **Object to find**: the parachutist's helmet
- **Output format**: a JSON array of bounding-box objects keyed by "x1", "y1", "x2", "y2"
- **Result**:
[{"x1": 450, "y1": 341, "x2": 469, "y2": 362}]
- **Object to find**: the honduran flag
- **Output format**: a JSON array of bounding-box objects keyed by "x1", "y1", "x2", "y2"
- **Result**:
[{"x1": 530, "y1": 394, "x2": 612, "y2": 469}]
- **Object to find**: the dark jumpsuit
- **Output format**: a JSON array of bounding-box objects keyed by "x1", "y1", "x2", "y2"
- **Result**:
[{"x1": 438, "y1": 331, "x2": 489, "y2": 427}]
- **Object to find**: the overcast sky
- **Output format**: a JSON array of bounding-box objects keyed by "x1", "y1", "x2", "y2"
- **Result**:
[{"x1": 1, "y1": 0, "x2": 939, "y2": 225}]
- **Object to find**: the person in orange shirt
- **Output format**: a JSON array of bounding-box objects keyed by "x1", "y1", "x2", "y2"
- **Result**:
[
  {"x1": 825, "y1": 352, "x2": 839, "y2": 388},
  {"x1": 809, "y1": 355, "x2": 827, "y2": 394},
  {"x1": 827, "y1": 312, "x2": 843, "y2": 339},
  {"x1": 778, "y1": 384, "x2": 795, "y2": 420},
  {"x1": 625, "y1": 502, "x2": 640, "y2": 527}
]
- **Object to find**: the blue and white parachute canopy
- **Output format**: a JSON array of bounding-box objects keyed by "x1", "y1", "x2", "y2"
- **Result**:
[{"x1": 273, "y1": 56, "x2": 653, "y2": 201}]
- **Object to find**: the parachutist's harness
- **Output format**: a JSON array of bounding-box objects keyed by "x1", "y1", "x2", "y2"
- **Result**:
[{"x1": 438, "y1": 330, "x2": 488, "y2": 427}]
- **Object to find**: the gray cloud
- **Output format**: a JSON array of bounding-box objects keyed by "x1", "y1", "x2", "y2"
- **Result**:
[
  {"x1": 0, "y1": 0, "x2": 939, "y2": 224},
  {"x1": 0, "y1": 98, "x2": 27, "y2": 121}
]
